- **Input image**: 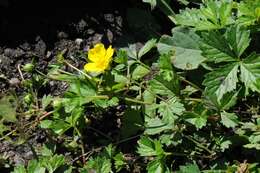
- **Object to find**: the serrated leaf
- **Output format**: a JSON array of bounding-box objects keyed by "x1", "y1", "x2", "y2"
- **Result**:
[
  {"x1": 66, "y1": 107, "x2": 83, "y2": 127},
  {"x1": 203, "y1": 63, "x2": 239, "y2": 101},
  {"x1": 201, "y1": 31, "x2": 236, "y2": 63},
  {"x1": 225, "y1": 25, "x2": 251, "y2": 58},
  {"x1": 203, "y1": 89, "x2": 240, "y2": 111},
  {"x1": 138, "y1": 38, "x2": 157, "y2": 58},
  {"x1": 201, "y1": 25, "x2": 250, "y2": 63},
  {"x1": 157, "y1": 27, "x2": 205, "y2": 70},
  {"x1": 137, "y1": 136, "x2": 164, "y2": 157},
  {"x1": 85, "y1": 156, "x2": 112, "y2": 173},
  {"x1": 221, "y1": 112, "x2": 239, "y2": 128},
  {"x1": 175, "y1": 1, "x2": 234, "y2": 30},
  {"x1": 237, "y1": 0, "x2": 260, "y2": 26},
  {"x1": 41, "y1": 120, "x2": 71, "y2": 135},
  {"x1": 178, "y1": 163, "x2": 200, "y2": 173},
  {"x1": 240, "y1": 53, "x2": 260, "y2": 93},
  {"x1": 145, "y1": 117, "x2": 172, "y2": 135},
  {"x1": 42, "y1": 95, "x2": 52, "y2": 110},
  {"x1": 147, "y1": 159, "x2": 170, "y2": 173},
  {"x1": 132, "y1": 65, "x2": 150, "y2": 80},
  {"x1": 12, "y1": 165, "x2": 26, "y2": 173},
  {"x1": 186, "y1": 115, "x2": 207, "y2": 130},
  {"x1": 158, "y1": 97, "x2": 185, "y2": 122},
  {"x1": 27, "y1": 160, "x2": 45, "y2": 173},
  {"x1": 114, "y1": 152, "x2": 126, "y2": 172},
  {"x1": 41, "y1": 154, "x2": 65, "y2": 173},
  {"x1": 149, "y1": 74, "x2": 178, "y2": 96}
]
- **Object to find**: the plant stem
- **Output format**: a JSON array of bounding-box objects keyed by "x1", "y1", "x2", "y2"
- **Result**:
[
  {"x1": 184, "y1": 98, "x2": 202, "y2": 102},
  {"x1": 64, "y1": 60, "x2": 92, "y2": 80},
  {"x1": 87, "y1": 126, "x2": 113, "y2": 141},
  {"x1": 124, "y1": 97, "x2": 152, "y2": 105},
  {"x1": 17, "y1": 64, "x2": 25, "y2": 81},
  {"x1": 185, "y1": 135, "x2": 215, "y2": 155},
  {"x1": 75, "y1": 127, "x2": 86, "y2": 164},
  {"x1": 179, "y1": 76, "x2": 203, "y2": 92}
]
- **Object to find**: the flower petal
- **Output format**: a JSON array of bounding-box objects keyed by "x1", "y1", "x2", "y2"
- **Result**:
[
  {"x1": 84, "y1": 62, "x2": 104, "y2": 72},
  {"x1": 88, "y1": 43, "x2": 106, "y2": 62},
  {"x1": 105, "y1": 45, "x2": 114, "y2": 61}
]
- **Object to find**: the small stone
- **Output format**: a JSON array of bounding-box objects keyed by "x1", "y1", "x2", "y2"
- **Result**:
[
  {"x1": 4, "y1": 48, "x2": 13, "y2": 57},
  {"x1": 35, "y1": 36, "x2": 46, "y2": 56},
  {"x1": 77, "y1": 19, "x2": 87, "y2": 31},
  {"x1": 107, "y1": 29, "x2": 113, "y2": 43},
  {"x1": 9, "y1": 78, "x2": 20, "y2": 86},
  {"x1": 46, "y1": 51, "x2": 52, "y2": 59},
  {"x1": 87, "y1": 29, "x2": 95, "y2": 35},
  {"x1": 75, "y1": 38, "x2": 83, "y2": 47},
  {"x1": 57, "y1": 31, "x2": 69, "y2": 39},
  {"x1": 19, "y1": 42, "x2": 31, "y2": 51}
]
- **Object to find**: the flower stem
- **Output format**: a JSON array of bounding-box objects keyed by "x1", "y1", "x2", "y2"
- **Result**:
[
  {"x1": 64, "y1": 60, "x2": 92, "y2": 80},
  {"x1": 179, "y1": 76, "x2": 203, "y2": 92}
]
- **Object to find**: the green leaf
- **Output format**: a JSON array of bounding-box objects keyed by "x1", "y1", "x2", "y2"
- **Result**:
[
  {"x1": 143, "y1": 90, "x2": 156, "y2": 118},
  {"x1": 144, "y1": 97, "x2": 184, "y2": 135},
  {"x1": 137, "y1": 136, "x2": 164, "y2": 157},
  {"x1": 138, "y1": 38, "x2": 157, "y2": 58},
  {"x1": 204, "y1": 90, "x2": 240, "y2": 111},
  {"x1": 145, "y1": 117, "x2": 172, "y2": 135},
  {"x1": 237, "y1": 0, "x2": 260, "y2": 26},
  {"x1": 149, "y1": 74, "x2": 179, "y2": 96},
  {"x1": 185, "y1": 114, "x2": 207, "y2": 130},
  {"x1": 220, "y1": 111, "x2": 239, "y2": 128},
  {"x1": 42, "y1": 95, "x2": 52, "y2": 110},
  {"x1": 63, "y1": 79, "x2": 97, "y2": 112},
  {"x1": 121, "y1": 109, "x2": 143, "y2": 138},
  {"x1": 132, "y1": 65, "x2": 150, "y2": 80},
  {"x1": 158, "y1": 97, "x2": 185, "y2": 122},
  {"x1": 185, "y1": 104, "x2": 208, "y2": 129},
  {"x1": 201, "y1": 25, "x2": 250, "y2": 63},
  {"x1": 114, "y1": 152, "x2": 126, "y2": 172},
  {"x1": 178, "y1": 163, "x2": 200, "y2": 173},
  {"x1": 158, "y1": 53, "x2": 174, "y2": 81},
  {"x1": 240, "y1": 53, "x2": 260, "y2": 93},
  {"x1": 0, "y1": 95, "x2": 17, "y2": 122},
  {"x1": 66, "y1": 107, "x2": 83, "y2": 127},
  {"x1": 47, "y1": 67, "x2": 78, "y2": 82},
  {"x1": 40, "y1": 120, "x2": 71, "y2": 135},
  {"x1": 203, "y1": 63, "x2": 239, "y2": 101},
  {"x1": 12, "y1": 165, "x2": 26, "y2": 173},
  {"x1": 225, "y1": 25, "x2": 251, "y2": 58},
  {"x1": 147, "y1": 159, "x2": 170, "y2": 173},
  {"x1": 41, "y1": 154, "x2": 65, "y2": 173},
  {"x1": 157, "y1": 27, "x2": 205, "y2": 70},
  {"x1": 156, "y1": 0, "x2": 176, "y2": 23},
  {"x1": 85, "y1": 156, "x2": 112, "y2": 173},
  {"x1": 175, "y1": 1, "x2": 234, "y2": 30},
  {"x1": 27, "y1": 160, "x2": 45, "y2": 173}
]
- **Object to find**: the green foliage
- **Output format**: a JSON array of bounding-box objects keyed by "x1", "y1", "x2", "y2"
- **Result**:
[
  {"x1": 12, "y1": 154, "x2": 71, "y2": 173},
  {"x1": 158, "y1": 27, "x2": 205, "y2": 70},
  {"x1": 5, "y1": 0, "x2": 260, "y2": 172},
  {"x1": 175, "y1": 1, "x2": 234, "y2": 30},
  {"x1": 0, "y1": 95, "x2": 17, "y2": 122}
]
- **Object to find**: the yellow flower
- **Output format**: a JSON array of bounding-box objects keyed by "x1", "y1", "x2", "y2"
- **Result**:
[{"x1": 84, "y1": 43, "x2": 114, "y2": 73}]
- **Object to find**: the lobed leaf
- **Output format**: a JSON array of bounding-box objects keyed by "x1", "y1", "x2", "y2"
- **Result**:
[{"x1": 203, "y1": 63, "x2": 239, "y2": 101}]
